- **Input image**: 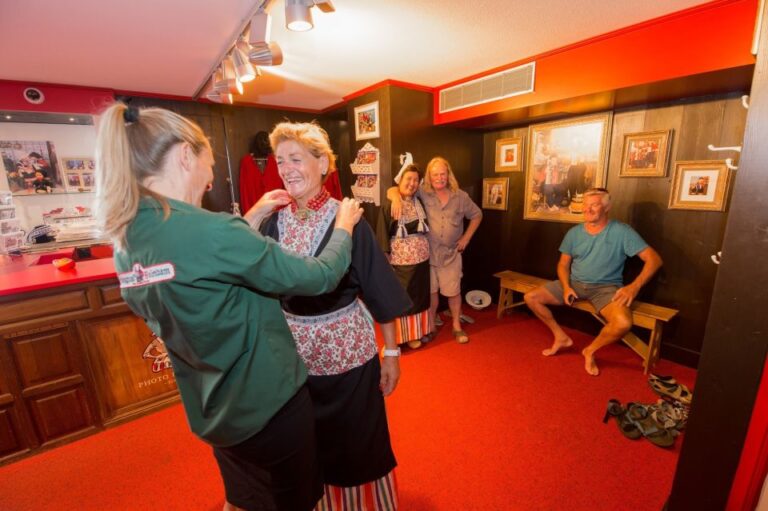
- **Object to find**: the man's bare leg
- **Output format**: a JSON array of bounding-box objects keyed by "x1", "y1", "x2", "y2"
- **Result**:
[
  {"x1": 429, "y1": 291, "x2": 440, "y2": 333},
  {"x1": 447, "y1": 293, "x2": 469, "y2": 343},
  {"x1": 581, "y1": 302, "x2": 632, "y2": 376},
  {"x1": 524, "y1": 287, "x2": 573, "y2": 355},
  {"x1": 223, "y1": 501, "x2": 246, "y2": 511}
]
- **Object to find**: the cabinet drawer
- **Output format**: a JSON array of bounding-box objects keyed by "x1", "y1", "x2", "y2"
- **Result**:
[{"x1": 0, "y1": 291, "x2": 89, "y2": 326}]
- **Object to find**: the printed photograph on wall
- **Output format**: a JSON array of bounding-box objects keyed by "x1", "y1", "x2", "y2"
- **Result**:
[
  {"x1": 62, "y1": 157, "x2": 96, "y2": 192},
  {"x1": 1, "y1": 140, "x2": 62, "y2": 195},
  {"x1": 619, "y1": 129, "x2": 672, "y2": 177},
  {"x1": 482, "y1": 177, "x2": 509, "y2": 211},
  {"x1": 524, "y1": 112, "x2": 612, "y2": 222},
  {"x1": 495, "y1": 137, "x2": 523, "y2": 172},
  {"x1": 669, "y1": 160, "x2": 731, "y2": 211},
  {"x1": 354, "y1": 101, "x2": 380, "y2": 141}
]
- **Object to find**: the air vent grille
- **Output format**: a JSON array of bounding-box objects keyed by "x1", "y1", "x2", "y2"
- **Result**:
[{"x1": 439, "y1": 62, "x2": 535, "y2": 113}]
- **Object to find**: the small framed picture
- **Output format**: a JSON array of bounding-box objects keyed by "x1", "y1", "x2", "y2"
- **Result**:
[
  {"x1": 669, "y1": 160, "x2": 731, "y2": 211},
  {"x1": 61, "y1": 157, "x2": 95, "y2": 192},
  {"x1": 495, "y1": 137, "x2": 523, "y2": 172},
  {"x1": 0, "y1": 207, "x2": 15, "y2": 220},
  {"x1": 0, "y1": 218, "x2": 20, "y2": 235},
  {"x1": 619, "y1": 130, "x2": 672, "y2": 177},
  {"x1": 354, "y1": 101, "x2": 380, "y2": 141},
  {"x1": 482, "y1": 177, "x2": 509, "y2": 211},
  {"x1": 0, "y1": 190, "x2": 11, "y2": 206}
]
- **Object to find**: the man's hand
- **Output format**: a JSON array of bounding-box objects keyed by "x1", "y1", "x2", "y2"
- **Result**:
[
  {"x1": 456, "y1": 236, "x2": 470, "y2": 252},
  {"x1": 379, "y1": 356, "x2": 400, "y2": 396},
  {"x1": 563, "y1": 287, "x2": 579, "y2": 306},
  {"x1": 385, "y1": 186, "x2": 402, "y2": 219},
  {"x1": 612, "y1": 284, "x2": 639, "y2": 307}
]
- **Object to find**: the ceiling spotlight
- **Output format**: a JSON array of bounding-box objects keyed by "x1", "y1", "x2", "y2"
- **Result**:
[
  {"x1": 207, "y1": 91, "x2": 234, "y2": 104},
  {"x1": 285, "y1": 0, "x2": 313, "y2": 31},
  {"x1": 4, "y1": 115, "x2": 12, "y2": 120},
  {"x1": 249, "y1": 42, "x2": 283, "y2": 66},
  {"x1": 249, "y1": 11, "x2": 272, "y2": 44},
  {"x1": 232, "y1": 44, "x2": 257, "y2": 83},
  {"x1": 285, "y1": 0, "x2": 335, "y2": 32},
  {"x1": 214, "y1": 59, "x2": 243, "y2": 95}
]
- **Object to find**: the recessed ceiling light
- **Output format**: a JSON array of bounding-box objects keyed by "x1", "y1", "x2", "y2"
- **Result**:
[
  {"x1": 4, "y1": 115, "x2": 11, "y2": 120},
  {"x1": 69, "y1": 117, "x2": 75, "y2": 122}
]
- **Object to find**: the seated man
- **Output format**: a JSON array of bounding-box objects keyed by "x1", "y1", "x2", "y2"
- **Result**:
[{"x1": 523, "y1": 188, "x2": 662, "y2": 376}]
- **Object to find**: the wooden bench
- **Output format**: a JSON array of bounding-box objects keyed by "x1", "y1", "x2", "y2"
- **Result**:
[{"x1": 493, "y1": 270, "x2": 678, "y2": 373}]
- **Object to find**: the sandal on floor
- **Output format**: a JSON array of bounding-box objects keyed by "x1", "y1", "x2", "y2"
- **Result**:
[
  {"x1": 602, "y1": 399, "x2": 641, "y2": 440},
  {"x1": 407, "y1": 340, "x2": 423, "y2": 349},
  {"x1": 626, "y1": 402, "x2": 675, "y2": 448},
  {"x1": 452, "y1": 329, "x2": 470, "y2": 344},
  {"x1": 649, "y1": 378, "x2": 693, "y2": 406},
  {"x1": 648, "y1": 400, "x2": 688, "y2": 432}
]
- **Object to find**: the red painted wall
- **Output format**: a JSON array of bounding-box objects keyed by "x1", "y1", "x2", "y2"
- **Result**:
[
  {"x1": 0, "y1": 81, "x2": 114, "y2": 114},
  {"x1": 434, "y1": 0, "x2": 758, "y2": 125}
]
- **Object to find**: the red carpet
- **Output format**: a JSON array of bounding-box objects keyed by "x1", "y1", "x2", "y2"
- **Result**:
[{"x1": 0, "y1": 309, "x2": 695, "y2": 510}]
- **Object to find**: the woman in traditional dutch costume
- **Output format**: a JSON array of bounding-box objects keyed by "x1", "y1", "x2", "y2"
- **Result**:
[
  {"x1": 381, "y1": 163, "x2": 432, "y2": 349},
  {"x1": 258, "y1": 121, "x2": 412, "y2": 511}
]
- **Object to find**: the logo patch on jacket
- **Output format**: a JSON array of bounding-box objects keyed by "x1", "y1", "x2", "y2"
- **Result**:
[{"x1": 119, "y1": 262, "x2": 175, "y2": 288}]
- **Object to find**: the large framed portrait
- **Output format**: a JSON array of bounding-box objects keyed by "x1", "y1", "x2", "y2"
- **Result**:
[
  {"x1": 495, "y1": 137, "x2": 523, "y2": 172},
  {"x1": 1, "y1": 139, "x2": 63, "y2": 195},
  {"x1": 619, "y1": 129, "x2": 672, "y2": 177},
  {"x1": 524, "y1": 113, "x2": 612, "y2": 222},
  {"x1": 669, "y1": 160, "x2": 731, "y2": 211},
  {"x1": 354, "y1": 101, "x2": 380, "y2": 141},
  {"x1": 482, "y1": 177, "x2": 509, "y2": 210}
]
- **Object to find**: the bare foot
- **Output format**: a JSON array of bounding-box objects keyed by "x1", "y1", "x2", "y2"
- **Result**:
[
  {"x1": 542, "y1": 336, "x2": 573, "y2": 356},
  {"x1": 582, "y1": 349, "x2": 600, "y2": 376}
]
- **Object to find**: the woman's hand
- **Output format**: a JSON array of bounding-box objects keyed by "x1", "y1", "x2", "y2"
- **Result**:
[
  {"x1": 243, "y1": 189, "x2": 292, "y2": 228},
  {"x1": 334, "y1": 197, "x2": 364, "y2": 235},
  {"x1": 380, "y1": 356, "x2": 400, "y2": 396}
]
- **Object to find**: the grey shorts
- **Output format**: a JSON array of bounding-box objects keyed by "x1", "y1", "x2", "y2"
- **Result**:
[
  {"x1": 543, "y1": 280, "x2": 620, "y2": 314},
  {"x1": 430, "y1": 256, "x2": 462, "y2": 297}
]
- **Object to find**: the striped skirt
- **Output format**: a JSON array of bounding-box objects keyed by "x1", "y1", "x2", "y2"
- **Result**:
[
  {"x1": 314, "y1": 471, "x2": 398, "y2": 511},
  {"x1": 394, "y1": 309, "x2": 432, "y2": 344}
]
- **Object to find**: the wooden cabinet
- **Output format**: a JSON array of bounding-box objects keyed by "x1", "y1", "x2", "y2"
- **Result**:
[{"x1": 0, "y1": 279, "x2": 179, "y2": 465}]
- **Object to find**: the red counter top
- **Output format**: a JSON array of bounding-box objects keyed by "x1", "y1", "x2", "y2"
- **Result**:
[{"x1": 0, "y1": 251, "x2": 117, "y2": 297}]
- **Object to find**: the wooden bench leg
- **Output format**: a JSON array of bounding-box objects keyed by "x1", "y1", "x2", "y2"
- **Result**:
[
  {"x1": 645, "y1": 322, "x2": 664, "y2": 374},
  {"x1": 497, "y1": 288, "x2": 512, "y2": 319}
]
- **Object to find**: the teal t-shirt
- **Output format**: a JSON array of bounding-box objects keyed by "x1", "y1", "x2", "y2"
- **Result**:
[{"x1": 559, "y1": 220, "x2": 648, "y2": 286}]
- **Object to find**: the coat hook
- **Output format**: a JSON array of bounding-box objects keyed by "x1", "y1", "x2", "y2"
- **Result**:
[
  {"x1": 725, "y1": 158, "x2": 738, "y2": 170},
  {"x1": 708, "y1": 144, "x2": 742, "y2": 153},
  {"x1": 711, "y1": 251, "x2": 722, "y2": 265},
  {"x1": 742, "y1": 95, "x2": 750, "y2": 109}
]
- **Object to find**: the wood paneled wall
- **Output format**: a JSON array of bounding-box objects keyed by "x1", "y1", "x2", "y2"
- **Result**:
[
  {"x1": 478, "y1": 93, "x2": 748, "y2": 367},
  {"x1": 121, "y1": 97, "x2": 344, "y2": 214}
]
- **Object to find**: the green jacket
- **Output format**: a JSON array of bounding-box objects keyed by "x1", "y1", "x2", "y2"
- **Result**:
[{"x1": 115, "y1": 197, "x2": 351, "y2": 447}]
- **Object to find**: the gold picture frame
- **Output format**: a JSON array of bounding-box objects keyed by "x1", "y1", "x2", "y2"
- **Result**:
[
  {"x1": 669, "y1": 160, "x2": 731, "y2": 211},
  {"x1": 524, "y1": 112, "x2": 612, "y2": 223},
  {"x1": 619, "y1": 129, "x2": 672, "y2": 177},
  {"x1": 494, "y1": 137, "x2": 523, "y2": 172},
  {"x1": 354, "y1": 101, "x2": 380, "y2": 141},
  {"x1": 482, "y1": 177, "x2": 509, "y2": 211}
]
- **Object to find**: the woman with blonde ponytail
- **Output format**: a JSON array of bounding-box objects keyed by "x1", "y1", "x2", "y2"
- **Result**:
[{"x1": 94, "y1": 102, "x2": 364, "y2": 511}]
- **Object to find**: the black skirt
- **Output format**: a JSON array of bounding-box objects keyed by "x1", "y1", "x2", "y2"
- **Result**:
[{"x1": 307, "y1": 356, "x2": 397, "y2": 487}]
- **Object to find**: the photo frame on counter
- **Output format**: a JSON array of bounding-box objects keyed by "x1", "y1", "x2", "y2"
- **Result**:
[
  {"x1": 668, "y1": 160, "x2": 731, "y2": 211},
  {"x1": 482, "y1": 177, "x2": 509, "y2": 211},
  {"x1": 524, "y1": 112, "x2": 612, "y2": 223},
  {"x1": 354, "y1": 101, "x2": 380, "y2": 141},
  {"x1": 619, "y1": 129, "x2": 672, "y2": 177},
  {"x1": 495, "y1": 137, "x2": 523, "y2": 172}
]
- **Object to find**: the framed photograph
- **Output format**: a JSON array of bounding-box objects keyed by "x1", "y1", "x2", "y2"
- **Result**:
[
  {"x1": 495, "y1": 137, "x2": 523, "y2": 172},
  {"x1": 61, "y1": 157, "x2": 95, "y2": 192},
  {"x1": 1, "y1": 140, "x2": 63, "y2": 195},
  {"x1": 669, "y1": 160, "x2": 731, "y2": 211},
  {"x1": 619, "y1": 129, "x2": 672, "y2": 177},
  {"x1": 482, "y1": 177, "x2": 509, "y2": 211},
  {"x1": 354, "y1": 101, "x2": 380, "y2": 141},
  {"x1": 524, "y1": 113, "x2": 612, "y2": 222}
]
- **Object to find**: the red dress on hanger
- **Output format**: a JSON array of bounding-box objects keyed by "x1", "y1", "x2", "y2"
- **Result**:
[
  {"x1": 238, "y1": 154, "x2": 283, "y2": 213},
  {"x1": 324, "y1": 170, "x2": 343, "y2": 201}
]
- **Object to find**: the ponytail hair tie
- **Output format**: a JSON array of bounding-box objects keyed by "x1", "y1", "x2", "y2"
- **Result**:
[{"x1": 123, "y1": 105, "x2": 140, "y2": 124}]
